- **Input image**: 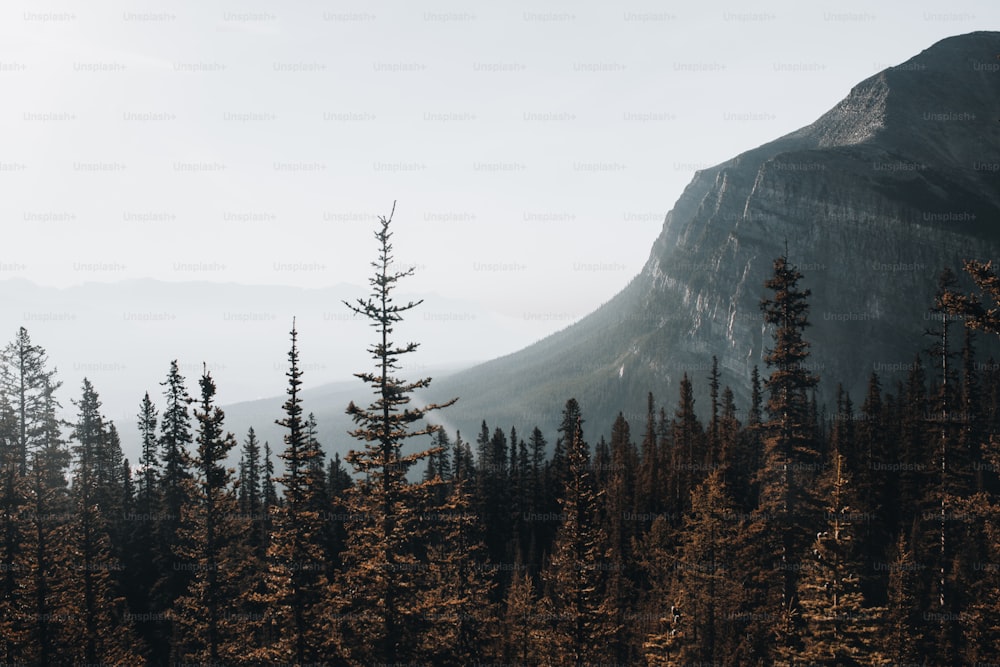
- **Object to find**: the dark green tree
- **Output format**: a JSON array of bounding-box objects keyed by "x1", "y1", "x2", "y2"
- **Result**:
[
  {"x1": 67, "y1": 378, "x2": 143, "y2": 664},
  {"x1": 151, "y1": 360, "x2": 194, "y2": 660},
  {"x1": 255, "y1": 322, "x2": 334, "y2": 664},
  {"x1": 742, "y1": 254, "x2": 820, "y2": 663},
  {"x1": 540, "y1": 414, "x2": 618, "y2": 665},
  {"x1": 171, "y1": 368, "x2": 245, "y2": 664}
]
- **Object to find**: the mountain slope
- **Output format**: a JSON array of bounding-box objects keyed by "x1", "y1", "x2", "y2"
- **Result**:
[{"x1": 420, "y1": 31, "x2": 1000, "y2": 443}]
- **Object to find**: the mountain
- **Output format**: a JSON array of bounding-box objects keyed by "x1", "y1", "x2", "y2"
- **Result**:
[{"x1": 418, "y1": 31, "x2": 1000, "y2": 444}]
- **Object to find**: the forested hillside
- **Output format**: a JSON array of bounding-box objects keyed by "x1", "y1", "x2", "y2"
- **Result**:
[{"x1": 2, "y1": 209, "x2": 1000, "y2": 665}]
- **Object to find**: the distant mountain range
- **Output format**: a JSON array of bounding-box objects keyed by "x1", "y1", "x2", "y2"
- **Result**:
[
  {"x1": 412, "y1": 31, "x2": 1000, "y2": 446},
  {"x1": 0, "y1": 278, "x2": 558, "y2": 460}
]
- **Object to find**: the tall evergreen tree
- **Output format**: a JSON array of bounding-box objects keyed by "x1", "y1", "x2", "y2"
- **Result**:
[
  {"x1": 541, "y1": 414, "x2": 618, "y2": 665},
  {"x1": 255, "y1": 322, "x2": 334, "y2": 663},
  {"x1": 126, "y1": 398, "x2": 164, "y2": 650},
  {"x1": 742, "y1": 254, "x2": 820, "y2": 662},
  {"x1": 644, "y1": 469, "x2": 742, "y2": 665},
  {"x1": 502, "y1": 569, "x2": 546, "y2": 665},
  {"x1": 670, "y1": 373, "x2": 706, "y2": 522},
  {"x1": 883, "y1": 534, "x2": 924, "y2": 665},
  {"x1": 637, "y1": 392, "x2": 661, "y2": 521},
  {"x1": 171, "y1": 368, "x2": 245, "y2": 664},
  {"x1": 151, "y1": 360, "x2": 194, "y2": 661},
  {"x1": 333, "y1": 203, "x2": 458, "y2": 665},
  {"x1": 66, "y1": 378, "x2": 143, "y2": 664},
  {"x1": 22, "y1": 382, "x2": 71, "y2": 665},
  {"x1": 137, "y1": 392, "x2": 159, "y2": 514},
  {"x1": 413, "y1": 478, "x2": 498, "y2": 665},
  {"x1": 0, "y1": 391, "x2": 29, "y2": 664},
  {"x1": 1, "y1": 327, "x2": 62, "y2": 475},
  {"x1": 795, "y1": 452, "x2": 884, "y2": 665},
  {"x1": 707, "y1": 355, "x2": 721, "y2": 465}
]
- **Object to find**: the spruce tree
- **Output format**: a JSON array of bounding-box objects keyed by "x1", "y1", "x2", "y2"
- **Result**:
[
  {"x1": 171, "y1": 368, "x2": 245, "y2": 664},
  {"x1": 541, "y1": 414, "x2": 618, "y2": 665},
  {"x1": 333, "y1": 203, "x2": 457, "y2": 665},
  {"x1": 796, "y1": 452, "x2": 884, "y2": 665},
  {"x1": 413, "y1": 479, "x2": 498, "y2": 665},
  {"x1": 255, "y1": 322, "x2": 335, "y2": 663},
  {"x1": 670, "y1": 373, "x2": 706, "y2": 522},
  {"x1": 858, "y1": 372, "x2": 892, "y2": 604},
  {"x1": 602, "y1": 412, "x2": 640, "y2": 664},
  {"x1": 502, "y1": 569, "x2": 546, "y2": 664},
  {"x1": 923, "y1": 269, "x2": 974, "y2": 662},
  {"x1": 636, "y1": 392, "x2": 661, "y2": 521},
  {"x1": 883, "y1": 534, "x2": 924, "y2": 665},
  {"x1": 707, "y1": 355, "x2": 721, "y2": 465},
  {"x1": 744, "y1": 254, "x2": 820, "y2": 662},
  {"x1": 1, "y1": 327, "x2": 62, "y2": 475},
  {"x1": 151, "y1": 360, "x2": 194, "y2": 660},
  {"x1": 23, "y1": 382, "x2": 71, "y2": 665},
  {"x1": 0, "y1": 392, "x2": 29, "y2": 664},
  {"x1": 67, "y1": 378, "x2": 143, "y2": 664},
  {"x1": 644, "y1": 468, "x2": 742, "y2": 665}
]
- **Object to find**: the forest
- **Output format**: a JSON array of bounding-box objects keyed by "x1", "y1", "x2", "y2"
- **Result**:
[{"x1": 3, "y1": 208, "x2": 1000, "y2": 666}]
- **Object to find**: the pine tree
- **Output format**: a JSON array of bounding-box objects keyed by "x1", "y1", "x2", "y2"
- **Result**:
[
  {"x1": 424, "y1": 428, "x2": 453, "y2": 487},
  {"x1": 66, "y1": 378, "x2": 143, "y2": 664},
  {"x1": 0, "y1": 329, "x2": 69, "y2": 662},
  {"x1": 707, "y1": 355, "x2": 721, "y2": 465},
  {"x1": 452, "y1": 430, "x2": 475, "y2": 485},
  {"x1": 523, "y1": 425, "x2": 549, "y2": 572},
  {"x1": 413, "y1": 479, "x2": 498, "y2": 665},
  {"x1": 637, "y1": 392, "x2": 661, "y2": 521},
  {"x1": 954, "y1": 259, "x2": 1000, "y2": 333},
  {"x1": 22, "y1": 381, "x2": 72, "y2": 665},
  {"x1": 333, "y1": 202, "x2": 458, "y2": 665},
  {"x1": 0, "y1": 391, "x2": 30, "y2": 664},
  {"x1": 743, "y1": 254, "x2": 821, "y2": 663},
  {"x1": 541, "y1": 414, "x2": 618, "y2": 665},
  {"x1": 262, "y1": 440, "x2": 278, "y2": 511},
  {"x1": 718, "y1": 387, "x2": 738, "y2": 463},
  {"x1": 171, "y1": 368, "x2": 245, "y2": 664},
  {"x1": 502, "y1": 569, "x2": 546, "y2": 665},
  {"x1": 238, "y1": 429, "x2": 262, "y2": 526},
  {"x1": 237, "y1": 427, "x2": 271, "y2": 658},
  {"x1": 151, "y1": 360, "x2": 194, "y2": 661},
  {"x1": 883, "y1": 534, "x2": 924, "y2": 665},
  {"x1": 602, "y1": 412, "x2": 640, "y2": 664},
  {"x1": 796, "y1": 451, "x2": 884, "y2": 665},
  {"x1": 670, "y1": 373, "x2": 706, "y2": 522},
  {"x1": 326, "y1": 451, "x2": 352, "y2": 572},
  {"x1": 644, "y1": 469, "x2": 742, "y2": 665},
  {"x1": 898, "y1": 356, "x2": 929, "y2": 530},
  {"x1": 921, "y1": 269, "x2": 977, "y2": 663},
  {"x1": 547, "y1": 398, "x2": 583, "y2": 511},
  {"x1": 1, "y1": 327, "x2": 62, "y2": 475},
  {"x1": 136, "y1": 392, "x2": 159, "y2": 513},
  {"x1": 857, "y1": 372, "x2": 892, "y2": 604},
  {"x1": 960, "y1": 330, "x2": 990, "y2": 493},
  {"x1": 606, "y1": 413, "x2": 638, "y2": 560},
  {"x1": 476, "y1": 423, "x2": 511, "y2": 563},
  {"x1": 98, "y1": 422, "x2": 128, "y2": 557},
  {"x1": 255, "y1": 322, "x2": 336, "y2": 663}
]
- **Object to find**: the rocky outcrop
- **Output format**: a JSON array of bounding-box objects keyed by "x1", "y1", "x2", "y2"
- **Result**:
[{"x1": 425, "y1": 31, "x2": 1000, "y2": 440}]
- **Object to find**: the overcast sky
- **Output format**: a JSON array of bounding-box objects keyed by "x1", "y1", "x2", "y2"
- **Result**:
[{"x1": 2, "y1": 0, "x2": 998, "y2": 325}]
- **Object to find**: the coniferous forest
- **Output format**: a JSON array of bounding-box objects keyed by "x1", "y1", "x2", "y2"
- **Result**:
[{"x1": 5, "y1": 207, "x2": 1000, "y2": 666}]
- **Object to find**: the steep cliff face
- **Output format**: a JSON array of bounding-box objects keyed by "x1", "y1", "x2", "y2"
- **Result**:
[{"x1": 425, "y1": 31, "x2": 1000, "y2": 440}]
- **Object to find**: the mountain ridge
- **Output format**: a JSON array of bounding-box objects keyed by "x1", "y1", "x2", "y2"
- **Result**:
[{"x1": 417, "y1": 31, "x2": 1000, "y2": 444}]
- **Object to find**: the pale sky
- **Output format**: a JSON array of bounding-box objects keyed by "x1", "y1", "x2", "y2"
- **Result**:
[{"x1": 2, "y1": 0, "x2": 998, "y2": 324}]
